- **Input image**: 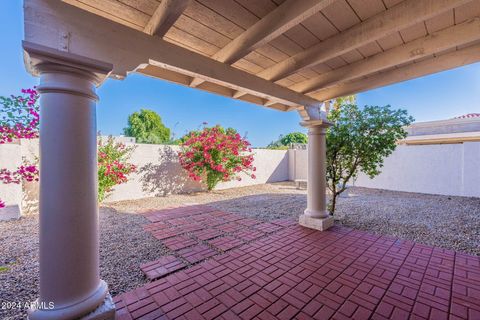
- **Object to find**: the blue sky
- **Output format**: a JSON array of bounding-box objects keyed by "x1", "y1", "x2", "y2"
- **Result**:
[{"x1": 2, "y1": 1, "x2": 479, "y2": 147}]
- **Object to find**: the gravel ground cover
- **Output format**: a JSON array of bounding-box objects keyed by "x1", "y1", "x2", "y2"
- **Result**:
[
  {"x1": 0, "y1": 208, "x2": 167, "y2": 320},
  {"x1": 1, "y1": 182, "x2": 479, "y2": 319},
  {"x1": 110, "y1": 182, "x2": 480, "y2": 255}
]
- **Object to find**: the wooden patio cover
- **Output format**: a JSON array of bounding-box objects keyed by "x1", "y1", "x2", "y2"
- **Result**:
[{"x1": 27, "y1": 0, "x2": 480, "y2": 118}]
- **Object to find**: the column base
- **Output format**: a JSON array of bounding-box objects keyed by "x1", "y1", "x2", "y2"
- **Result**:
[
  {"x1": 81, "y1": 293, "x2": 115, "y2": 320},
  {"x1": 303, "y1": 208, "x2": 330, "y2": 219},
  {"x1": 299, "y1": 214, "x2": 334, "y2": 231},
  {"x1": 28, "y1": 281, "x2": 114, "y2": 320}
]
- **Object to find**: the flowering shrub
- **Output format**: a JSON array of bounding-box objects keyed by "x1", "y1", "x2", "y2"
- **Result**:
[
  {"x1": 0, "y1": 88, "x2": 40, "y2": 208},
  {"x1": 97, "y1": 136, "x2": 137, "y2": 202},
  {"x1": 0, "y1": 163, "x2": 39, "y2": 184},
  {"x1": 0, "y1": 160, "x2": 39, "y2": 209},
  {"x1": 178, "y1": 125, "x2": 256, "y2": 190},
  {"x1": 0, "y1": 88, "x2": 39, "y2": 143},
  {"x1": 0, "y1": 89, "x2": 138, "y2": 208}
]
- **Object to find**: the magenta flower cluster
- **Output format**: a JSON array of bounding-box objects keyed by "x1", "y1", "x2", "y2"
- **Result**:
[
  {"x1": 178, "y1": 125, "x2": 256, "y2": 190},
  {"x1": 0, "y1": 88, "x2": 40, "y2": 208},
  {"x1": 0, "y1": 165, "x2": 39, "y2": 184},
  {"x1": 0, "y1": 88, "x2": 40, "y2": 144},
  {"x1": 97, "y1": 137, "x2": 137, "y2": 202}
]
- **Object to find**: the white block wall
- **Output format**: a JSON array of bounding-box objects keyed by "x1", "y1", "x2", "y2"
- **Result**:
[
  {"x1": 0, "y1": 141, "x2": 23, "y2": 219},
  {"x1": 2, "y1": 139, "x2": 479, "y2": 218},
  {"x1": 289, "y1": 142, "x2": 480, "y2": 197},
  {"x1": 0, "y1": 140, "x2": 290, "y2": 209}
]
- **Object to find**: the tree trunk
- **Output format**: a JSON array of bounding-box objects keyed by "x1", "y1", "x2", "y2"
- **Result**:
[{"x1": 330, "y1": 193, "x2": 337, "y2": 215}]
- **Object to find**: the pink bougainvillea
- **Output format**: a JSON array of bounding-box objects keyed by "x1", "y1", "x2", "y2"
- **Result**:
[
  {"x1": 178, "y1": 125, "x2": 255, "y2": 190},
  {"x1": 0, "y1": 88, "x2": 138, "y2": 208},
  {"x1": 97, "y1": 136, "x2": 137, "y2": 202},
  {"x1": 0, "y1": 88, "x2": 40, "y2": 208},
  {"x1": 0, "y1": 164, "x2": 39, "y2": 185},
  {"x1": 0, "y1": 88, "x2": 40, "y2": 144}
]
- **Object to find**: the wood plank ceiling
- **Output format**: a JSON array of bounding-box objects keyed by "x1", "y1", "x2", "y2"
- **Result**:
[{"x1": 62, "y1": 0, "x2": 480, "y2": 112}]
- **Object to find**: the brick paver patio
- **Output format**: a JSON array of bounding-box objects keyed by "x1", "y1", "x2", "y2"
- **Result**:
[{"x1": 114, "y1": 205, "x2": 480, "y2": 320}]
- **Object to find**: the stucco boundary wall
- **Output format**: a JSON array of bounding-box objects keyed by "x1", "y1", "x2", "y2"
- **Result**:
[
  {"x1": 2, "y1": 140, "x2": 479, "y2": 218},
  {"x1": 0, "y1": 139, "x2": 289, "y2": 217},
  {"x1": 289, "y1": 142, "x2": 480, "y2": 198}
]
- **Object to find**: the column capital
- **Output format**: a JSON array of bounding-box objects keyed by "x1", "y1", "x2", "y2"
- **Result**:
[
  {"x1": 23, "y1": 41, "x2": 113, "y2": 86},
  {"x1": 300, "y1": 119, "x2": 333, "y2": 135},
  {"x1": 300, "y1": 119, "x2": 333, "y2": 128}
]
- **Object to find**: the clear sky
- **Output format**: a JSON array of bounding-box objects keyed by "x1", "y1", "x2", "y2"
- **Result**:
[{"x1": 2, "y1": 1, "x2": 479, "y2": 147}]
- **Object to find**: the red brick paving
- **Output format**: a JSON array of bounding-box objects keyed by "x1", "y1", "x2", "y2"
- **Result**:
[{"x1": 117, "y1": 205, "x2": 480, "y2": 319}]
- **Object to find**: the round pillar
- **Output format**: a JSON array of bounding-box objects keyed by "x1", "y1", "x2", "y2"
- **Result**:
[
  {"x1": 28, "y1": 63, "x2": 108, "y2": 320},
  {"x1": 304, "y1": 125, "x2": 329, "y2": 218}
]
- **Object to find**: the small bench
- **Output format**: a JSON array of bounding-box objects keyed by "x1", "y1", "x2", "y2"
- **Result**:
[{"x1": 294, "y1": 179, "x2": 307, "y2": 190}]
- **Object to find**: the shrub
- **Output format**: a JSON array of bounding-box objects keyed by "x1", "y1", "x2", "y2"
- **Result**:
[
  {"x1": 97, "y1": 137, "x2": 137, "y2": 202},
  {"x1": 0, "y1": 163, "x2": 39, "y2": 184},
  {"x1": 326, "y1": 104, "x2": 414, "y2": 213},
  {"x1": 178, "y1": 125, "x2": 255, "y2": 190},
  {"x1": 0, "y1": 88, "x2": 39, "y2": 143},
  {"x1": 0, "y1": 89, "x2": 138, "y2": 208},
  {"x1": 0, "y1": 88, "x2": 40, "y2": 207}
]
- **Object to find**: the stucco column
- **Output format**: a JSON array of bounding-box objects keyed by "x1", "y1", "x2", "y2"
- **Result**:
[
  {"x1": 299, "y1": 120, "x2": 334, "y2": 231},
  {"x1": 24, "y1": 45, "x2": 115, "y2": 320}
]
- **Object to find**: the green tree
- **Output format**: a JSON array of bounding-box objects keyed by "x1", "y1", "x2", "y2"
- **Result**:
[
  {"x1": 332, "y1": 95, "x2": 356, "y2": 110},
  {"x1": 326, "y1": 104, "x2": 414, "y2": 214},
  {"x1": 123, "y1": 109, "x2": 171, "y2": 144},
  {"x1": 267, "y1": 132, "x2": 308, "y2": 149}
]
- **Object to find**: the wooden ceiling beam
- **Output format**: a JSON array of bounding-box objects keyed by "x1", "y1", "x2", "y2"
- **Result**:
[
  {"x1": 310, "y1": 42, "x2": 480, "y2": 101},
  {"x1": 190, "y1": 0, "x2": 334, "y2": 88},
  {"x1": 258, "y1": 0, "x2": 473, "y2": 82},
  {"x1": 215, "y1": 0, "x2": 335, "y2": 65},
  {"x1": 291, "y1": 17, "x2": 480, "y2": 94},
  {"x1": 144, "y1": 0, "x2": 190, "y2": 37},
  {"x1": 25, "y1": 0, "x2": 323, "y2": 110},
  {"x1": 232, "y1": 91, "x2": 247, "y2": 99}
]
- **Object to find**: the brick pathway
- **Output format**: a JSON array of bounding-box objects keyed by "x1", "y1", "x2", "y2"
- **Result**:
[{"x1": 114, "y1": 205, "x2": 480, "y2": 320}]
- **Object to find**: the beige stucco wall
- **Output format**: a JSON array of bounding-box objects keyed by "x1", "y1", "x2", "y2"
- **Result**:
[
  {"x1": 288, "y1": 149, "x2": 308, "y2": 181},
  {"x1": 0, "y1": 141, "x2": 23, "y2": 219},
  {"x1": 0, "y1": 140, "x2": 289, "y2": 216},
  {"x1": 105, "y1": 145, "x2": 289, "y2": 202},
  {"x1": 290, "y1": 142, "x2": 480, "y2": 197},
  {"x1": 353, "y1": 142, "x2": 480, "y2": 197}
]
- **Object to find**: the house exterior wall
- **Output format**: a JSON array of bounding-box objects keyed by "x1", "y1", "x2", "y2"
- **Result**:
[{"x1": 406, "y1": 117, "x2": 480, "y2": 136}]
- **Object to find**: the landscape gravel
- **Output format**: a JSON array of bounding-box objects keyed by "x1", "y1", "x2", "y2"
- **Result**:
[
  {"x1": 1, "y1": 183, "x2": 479, "y2": 319},
  {"x1": 0, "y1": 208, "x2": 167, "y2": 320},
  {"x1": 109, "y1": 182, "x2": 480, "y2": 256}
]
